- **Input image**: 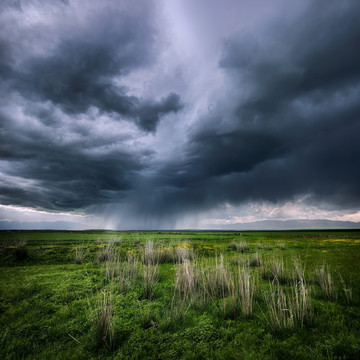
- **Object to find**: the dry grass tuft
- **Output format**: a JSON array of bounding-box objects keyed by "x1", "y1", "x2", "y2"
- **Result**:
[
  {"x1": 265, "y1": 278, "x2": 312, "y2": 333},
  {"x1": 173, "y1": 254, "x2": 257, "y2": 317},
  {"x1": 229, "y1": 241, "x2": 250, "y2": 253},
  {"x1": 199, "y1": 255, "x2": 232, "y2": 299},
  {"x1": 97, "y1": 241, "x2": 116, "y2": 263},
  {"x1": 175, "y1": 245, "x2": 194, "y2": 263},
  {"x1": 142, "y1": 240, "x2": 176, "y2": 265},
  {"x1": 257, "y1": 243, "x2": 273, "y2": 250},
  {"x1": 236, "y1": 267, "x2": 257, "y2": 316},
  {"x1": 261, "y1": 257, "x2": 288, "y2": 284},
  {"x1": 249, "y1": 253, "x2": 261, "y2": 267},
  {"x1": 316, "y1": 266, "x2": 336, "y2": 300},
  {"x1": 90, "y1": 288, "x2": 115, "y2": 349},
  {"x1": 140, "y1": 263, "x2": 159, "y2": 300},
  {"x1": 75, "y1": 246, "x2": 86, "y2": 264},
  {"x1": 173, "y1": 258, "x2": 198, "y2": 304},
  {"x1": 340, "y1": 275, "x2": 353, "y2": 304}
]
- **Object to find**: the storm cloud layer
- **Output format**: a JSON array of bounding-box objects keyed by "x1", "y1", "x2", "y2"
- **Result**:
[{"x1": 1, "y1": 0, "x2": 360, "y2": 228}]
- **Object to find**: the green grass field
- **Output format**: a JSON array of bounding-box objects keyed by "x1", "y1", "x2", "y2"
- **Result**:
[{"x1": 0, "y1": 230, "x2": 359, "y2": 359}]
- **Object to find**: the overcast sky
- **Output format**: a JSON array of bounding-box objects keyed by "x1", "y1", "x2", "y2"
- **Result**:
[{"x1": 1, "y1": 0, "x2": 360, "y2": 229}]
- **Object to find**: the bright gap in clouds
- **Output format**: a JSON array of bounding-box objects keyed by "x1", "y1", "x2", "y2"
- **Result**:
[
  {"x1": 0, "y1": 205, "x2": 87, "y2": 228},
  {"x1": 196, "y1": 199, "x2": 360, "y2": 229}
]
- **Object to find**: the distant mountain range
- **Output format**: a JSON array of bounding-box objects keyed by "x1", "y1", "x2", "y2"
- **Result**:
[
  {"x1": 208, "y1": 219, "x2": 360, "y2": 230},
  {"x1": 0, "y1": 219, "x2": 359, "y2": 231}
]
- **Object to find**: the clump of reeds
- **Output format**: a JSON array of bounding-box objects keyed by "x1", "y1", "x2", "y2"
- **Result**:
[
  {"x1": 142, "y1": 241, "x2": 158, "y2": 265},
  {"x1": 173, "y1": 255, "x2": 231, "y2": 306},
  {"x1": 16, "y1": 238, "x2": 28, "y2": 247},
  {"x1": 261, "y1": 257, "x2": 289, "y2": 284},
  {"x1": 104, "y1": 254, "x2": 140, "y2": 293},
  {"x1": 104, "y1": 255, "x2": 120, "y2": 280},
  {"x1": 123, "y1": 255, "x2": 139, "y2": 278},
  {"x1": 199, "y1": 255, "x2": 231, "y2": 299},
  {"x1": 142, "y1": 240, "x2": 176, "y2": 265},
  {"x1": 238, "y1": 241, "x2": 250, "y2": 253},
  {"x1": 229, "y1": 241, "x2": 250, "y2": 253},
  {"x1": 111, "y1": 235, "x2": 122, "y2": 244},
  {"x1": 249, "y1": 253, "x2": 261, "y2": 267},
  {"x1": 277, "y1": 242, "x2": 286, "y2": 250},
  {"x1": 257, "y1": 242, "x2": 273, "y2": 250},
  {"x1": 316, "y1": 266, "x2": 336, "y2": 300},
  {"x1": 75, "y1": 246, "x2": 86, "y2": 264},
  {"x1": 265, "y1": 278, "x2": 312, "y2": 333},
  {"x1": 90, "y1": 288, "x2": 115, "y2": 349},
  {"x1": 230, "y1": 256, "x2": 247, "y2": 266},
  {"x1": 160, "y1": 246, "x2": 175, "y2": 263},
  {"x1": 173, "y1": 254, "x2": 257, "y2": 318},
  {"x1": 229, "y1": 240, "x2": 239, "y2": 251},
  {"x1": 340, "y1": 275, "x2": 353, "y2": 305},
  {"x1": 292, "y1": 257, "x2": 306, "y2": 283},
  {"x1": 97, "y1": 241, "x2": 116, "y2": 263},
  {"x1": 175, "y1": 244, "x2": 194, "y2": 263},
  {"x1": 236, "y1": 267, "x2": 257, "y2": 316},
  {"x1": 173, "y1": 258, "x2": 197, "y2": 304},
  {"x1": 140, "y1": 263, "x2": 159, "y2": 300}
]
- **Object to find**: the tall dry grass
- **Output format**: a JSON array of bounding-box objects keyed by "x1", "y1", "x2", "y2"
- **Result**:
[
  {"x1": 74, "y1": 246, "x2": 86, "y2": 264},
  {"x1": 142, "y1": 240, "x2": 176, "y2": 265},
  {"x1": 173, "y1": 254, "x2": 257, "y2": 317},
  {"x1": 199, "y1": 255, "x2": 231, "y2": 299},
  {"x1": 261, "y1": 257, "x2": 287, "y2": 283},
  {"x1": 173, "y1": 258, "x2": 197, "y2": 304},
  {"x1": 97, "y1": 241, "x2": 116, "y2": 263},
  {"x1": 236, "y1": 267, "x2": 257, "y2": 316},
  {"x1": 249, "y1": 253, "x2": 261, "y2": 267},
  {"x1": 89, "y1": 288, "x2": 115, "y2": 349},
  {"x1": 175, "y1": 245, "x2": 194, "y2": 263},
  {"x1": 229, "y1": 240, "x2": 250, "y2": 253},
  {"x1": 257, "y1": 242, "x2": 273, "y2": 250},
  {"x1": 140, "y1": 263, "x2": 159, "y2": 300},
  {"x1": 340, "y1": 275, "x2": 353, "y2": 304},
  {"x1": 265, "y1": 277, "x2": 312, "y2": 333},
  {"x1": 316, "y1": 266, "x2": 336, "y2": 300}
]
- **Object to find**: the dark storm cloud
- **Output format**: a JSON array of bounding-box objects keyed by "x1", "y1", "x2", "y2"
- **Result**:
[
  {"x1": 3, "y1": 1, "x2": 182, "y2": 132},
  {"x1": 139, "y1": 0, "x2": 360, "y2": 218},
  {"x1": 0, "y1": 0, "x2": 166, "y2": 211},
  {"x1": 220, "y1": 1, "x2": 360, "y2": 117},
  {"x1": 0, "y1": 39, "x2": 12, "y2": 77},
  {"x1": 17, "y1": 35, "x2": 183, "y2": 132},
  {"x1": 0, "y1": 0, "x2": 184, "y2": 216},
  {"x1": 0, "y1": 108, "x2": 146, "y2": 210},
  {"x1": 136, "y1": 93, "x2": 183, "y2": 132}
]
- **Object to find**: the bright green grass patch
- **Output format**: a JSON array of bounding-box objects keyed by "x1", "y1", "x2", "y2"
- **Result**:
[{"x1": 0, "y1": 230, "x2": 359, "y2": 359}]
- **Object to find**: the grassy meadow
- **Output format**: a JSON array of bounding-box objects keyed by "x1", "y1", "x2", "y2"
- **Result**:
[{"x1": 0, "y1": 230, "x2": 359, "y2": 359}]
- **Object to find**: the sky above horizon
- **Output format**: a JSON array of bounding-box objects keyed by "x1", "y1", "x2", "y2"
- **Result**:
[{"x1": 1, "y1": 0, "x2": 360, "y2": 229}]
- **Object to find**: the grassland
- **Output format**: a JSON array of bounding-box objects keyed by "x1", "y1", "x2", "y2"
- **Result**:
[{"x1": 0, "y1": 230, "x2": 359, "y2": 359}]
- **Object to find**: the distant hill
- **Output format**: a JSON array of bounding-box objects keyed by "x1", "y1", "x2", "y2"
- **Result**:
[{"x1": 210, "y1": 219, "x2": 360, "y2": 230}]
